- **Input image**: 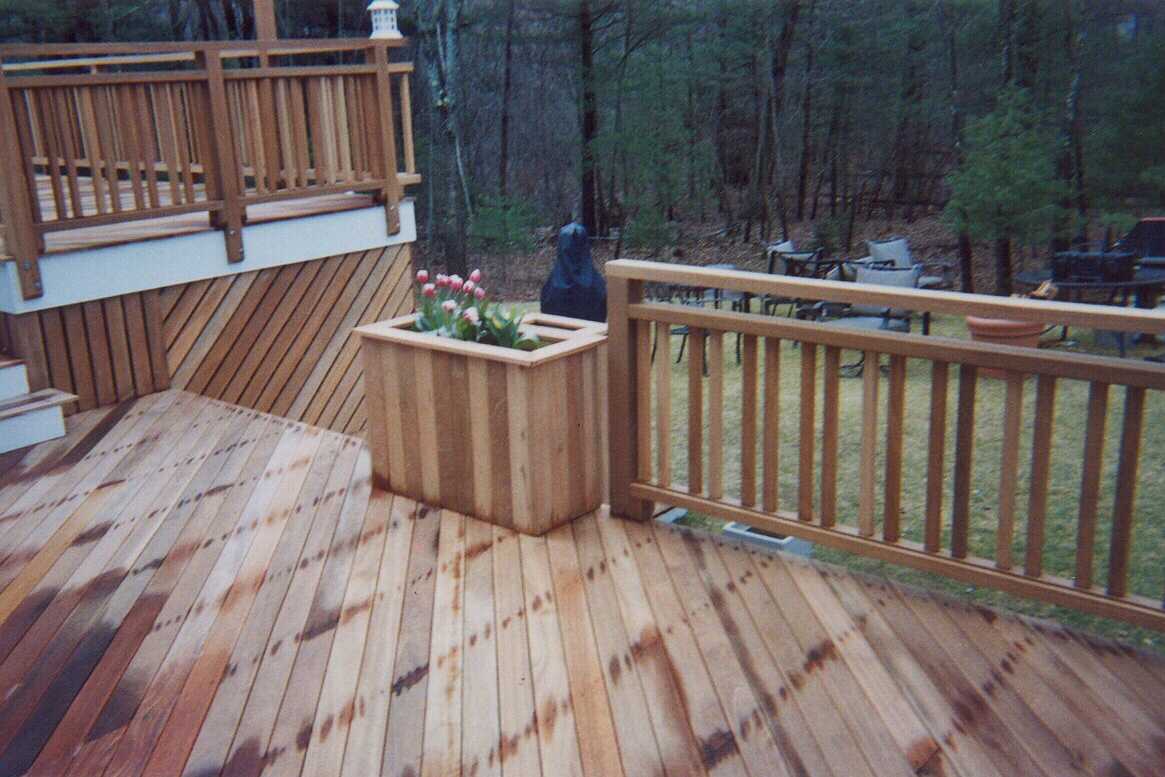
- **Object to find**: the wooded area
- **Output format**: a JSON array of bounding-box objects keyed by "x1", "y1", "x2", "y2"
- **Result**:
[{"x1": 3, "y1": 0, "x2": 1164, "y2": 292}]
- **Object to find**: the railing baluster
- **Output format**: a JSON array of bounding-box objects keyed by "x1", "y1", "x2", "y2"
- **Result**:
[
  {"x1": 762, "y1": 337, "x2": 781, "y2": 513},
  {"x1": 820, "y1": 345, "x2": 840, "y2": 527},
  {"x1": 259, "y1": 76, "x2": 282, "y2": 191},
  {"x1": 635, "y1": 318, "x2": 653, "y2": 484},
  {"x1": 798, "y1": 342, "x2": 816, "y2": 522},
  {"x1": 996, "y1": 372, "x2": 1024, "y2": 570},
  {"x1": 1025, "y1": 375, "x2": 1057, "y2": 577},
  {"x1": 153, "y1": 84, "x2": 182, "y2": 205},
  {"x1": 1075, "y1": 382, "x2": 1108, "y2": 589},
  {"x1": 859, "y1": 351, "x2": 879, "y2": 537},
  {"x1": 656, "y1": 321, "x2": 671, "y2": 487},
  {"x1": 741, "y1": 334, "x2": 758, "y2": 507},
  {"x1": 924, "y1": 361, "x2": 949, "y2": 553},
  {"x1": 116, "y1": 85, "x2": 147, "y2": 210},
  {"x1": 707, "y1": 330, "x2": 724, "y2": 500},
  {"x1": 134, "y1": 84, "x2": 161, "y2": 207},
  {"x1": 399, "y1": 72, "x2": 416, "y2": 174},
  {"x1": 688, "y1": 327, "x2": 704, "y2": 496},
  {"x1": 1108, "y1": 386, "x2": 1145, "y2": 598},
  {"x1": 35, "y1": 90, "x2": 68, "y2": 218},
  {"x1": 883, "y1": 354, "x2": 907, "y2": 543},
  {"x1": 52, "y1": 88, "x2": 85, "y2": 217},
  {"x1": 951, "y1": 364, "x2": 977, "y2": 559}
]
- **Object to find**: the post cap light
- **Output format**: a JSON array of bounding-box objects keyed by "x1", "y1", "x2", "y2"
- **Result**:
[{"x1": 368, "y1": 0, "x2": 402, "y2": 40}]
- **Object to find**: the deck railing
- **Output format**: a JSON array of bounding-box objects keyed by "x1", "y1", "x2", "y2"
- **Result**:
[
  {"x1": 607, "y1": 260, "x2": 1165, "y2": 630},
  {"x1": 0, "y1": 39, "x2": 418, "y2": 300}
]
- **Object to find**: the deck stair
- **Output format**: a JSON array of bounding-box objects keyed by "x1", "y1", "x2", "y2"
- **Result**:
[{"x1": 0, "y1": 357, "x2": 76, "y2": 453}]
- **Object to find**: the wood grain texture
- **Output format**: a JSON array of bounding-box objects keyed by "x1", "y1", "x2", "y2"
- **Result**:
[
  {"x1": 1, "y1": 391, "x2": 1164, "y2": 777},
  {"x1": 3, "y1": 245, "x2": 410, "y2": 436}
]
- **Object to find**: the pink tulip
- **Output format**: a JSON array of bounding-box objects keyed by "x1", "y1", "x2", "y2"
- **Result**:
[
  {"x1": 449, "y1": 275, "x2": 464, "y2": 293},
  {"x1": 474, "y1": 286, "x2": 486, "y2": 300},
  {"x1": 442, "y1": 300, "x2": 457, "y2": 314},
  {"x1": 462, "y1": 280, "x2": 476, "y2": 295},
  {"x1": 462, "y1": 308, "x2": 479, "y2": 324},
  {"x1": 436, "y1": 273, "x2": 450, "y2": 288},
  {"x1": 422, "y1": 283, "x2": 437, "y2": 298},
  {"x1": 469, "y1": 269, "x2": 483, "y2": 283},
  {"x1": 416, "y1": 269, "x2": 430, "y2": 284}
]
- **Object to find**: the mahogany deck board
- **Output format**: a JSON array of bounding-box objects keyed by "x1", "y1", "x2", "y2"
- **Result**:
[{"x1": 0, "y1": 391, "x2": 1161, "y2": 777}]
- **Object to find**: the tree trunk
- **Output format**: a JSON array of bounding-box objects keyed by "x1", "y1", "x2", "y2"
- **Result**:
[
  {"x1": 169, "y1": 0, "x2": 184, "y2": 39},
  {"x1": 958, "y1": 231, "x2": 975, "y2": 294},
  {"x1": 498, "y1": 0, "x2": 516, "y2": 198},
  {"x1": 765, "y1": 0, "x2": 803, "y2": 232},
  {"x1": 579, "y1": 0, "x2": 599, "y2": 234},
  {"x1": 941, "y1": 0, "x2": 976, "y2": 292},
  {"x1": 795, "y1": 0, "x2": 817, "y2": 222},
  {"x1": 994, "y1": 235, "x2": 1013, "y2": 296}
]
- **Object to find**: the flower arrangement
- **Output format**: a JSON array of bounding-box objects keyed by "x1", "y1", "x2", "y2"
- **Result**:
[{"x1": 413, "y1": 268, "x2": 541, "y2": 351}]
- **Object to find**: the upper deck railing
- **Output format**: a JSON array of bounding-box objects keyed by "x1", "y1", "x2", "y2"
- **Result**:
[
  {"x1": 607, "y1": 260, "x2": 1165, "y2": 630},
  {"x1": 0, "y1": 39, "x2": 418, "y2": 300}
]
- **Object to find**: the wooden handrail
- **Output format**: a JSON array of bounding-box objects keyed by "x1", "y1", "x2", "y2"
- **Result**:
[
  {"x1": 0, "y1": 38, "x2": 404, "y2": 58},
  {"x1": 607, "y1": 260, "x2": 1165, "y2": 631},
  {"x1": 607, "y1": 259, "x2": 1165, "y2": 334},
  {"x1": 0, "y1": 39, "x2": 419, "y2": 299}
]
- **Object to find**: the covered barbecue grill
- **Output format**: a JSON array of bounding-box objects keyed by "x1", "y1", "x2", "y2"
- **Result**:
[{"x1": 1115, "y1": 217, "x2": 1165, "y2": 267}]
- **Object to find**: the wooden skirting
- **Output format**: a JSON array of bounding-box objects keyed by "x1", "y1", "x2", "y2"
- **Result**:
[
  {"x1": 1, "y1": 243, "x2": 413, "y2": 435},
  {"x1": 1, "y1": 290, "x2": 170, "y2": 413},
  {"x1": 162, "y1": 244, "x2": 413, "y2": 434}
]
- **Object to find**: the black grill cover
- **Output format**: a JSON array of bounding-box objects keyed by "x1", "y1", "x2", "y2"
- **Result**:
[
  {"x1": 1117, "y1": 218, "x2": 1165, "y2": 261},
  {"x1": 541, "y1": 222, "x2": 607, "y2": 322}
]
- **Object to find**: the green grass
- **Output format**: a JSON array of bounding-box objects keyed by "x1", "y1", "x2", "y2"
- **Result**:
[{"x1": 648, "y1": 313, "x2": 1165, "y2": 652}]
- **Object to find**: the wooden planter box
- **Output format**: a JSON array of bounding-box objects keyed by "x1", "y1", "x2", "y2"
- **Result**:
[{"x1": 356, "y1": 313, "x2": 608, "y2": 535}]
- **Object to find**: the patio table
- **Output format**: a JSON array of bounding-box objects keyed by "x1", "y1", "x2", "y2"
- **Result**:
[{"x1": 1014, "y1": 267, "x2": 1165, "y2": 356}]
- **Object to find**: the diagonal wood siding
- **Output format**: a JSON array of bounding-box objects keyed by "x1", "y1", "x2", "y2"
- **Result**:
[
  {"x1": 162, "y1": 244, "x2": 413, "y2": 435},
  {"x1": 1, "y1": 244, "x2": 413, "y2": 436}
]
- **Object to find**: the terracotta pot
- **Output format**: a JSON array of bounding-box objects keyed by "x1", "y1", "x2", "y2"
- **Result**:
[
  {"x1": 356, "y1": 312, "x2": 608, "y2": 535},
  {"x1": 965, "y1": 316, "x2": 1045, "y2": 378}
]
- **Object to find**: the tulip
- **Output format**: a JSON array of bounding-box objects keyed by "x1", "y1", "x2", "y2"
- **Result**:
[
  {"x1": 474, "y1": 286, "x2": 487, "y2": 300},
  {"x1": 436, "y1": 273, "x2": 450, "y2": 288},
  {"x1": 416, "y1": 269, "x2": 430, "y2": 284},
  {"x1": 449, "y1": 275, "x2": 464, "y2": 293},
  {"x1": 462, "y1": 308, "x2": 479, "y2": 324},
  {"x1": 469, "y1": 268, "x2": 483, "y2": 283},
  {"x1": 442, "y1": 300, "x2": 457, "y2": 314},
  {"x1": 463, "y1": 280, "x2": 476, "y2": 295},
  {"x1": 422, "y1": 283, "x2": 437, "y2": 298}
]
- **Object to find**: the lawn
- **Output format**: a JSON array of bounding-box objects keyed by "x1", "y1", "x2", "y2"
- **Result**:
[{"x1": 645, "y1": 311, "x2": 1165, "y2": 652}]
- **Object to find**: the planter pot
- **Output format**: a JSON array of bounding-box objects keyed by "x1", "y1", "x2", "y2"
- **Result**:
[
  {"x1": 356, "y1": 313, "x2": 608, "y2": 535},
  {"x1": 965, "y1": 315, "x2": 1045, "y2": 378}
]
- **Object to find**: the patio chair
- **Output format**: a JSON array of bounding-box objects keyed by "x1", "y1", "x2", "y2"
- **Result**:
[
  {"x1": 867, "y1": 236, "x2": 955, "y2": 291},
  {"x1": 762, "y1": 242, "x2": 803, "y2": 317},
  {"x1": 811, "y1": 263, "x2": 926, "y2": 374}
]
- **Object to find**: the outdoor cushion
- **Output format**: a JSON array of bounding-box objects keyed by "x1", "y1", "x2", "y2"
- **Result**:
[
  {"x1": 850, "y1": 264, "x2": 921, "y2": 317},
  {"x1": 868, "y1": 237, "x2": 913, "y2": 268}
]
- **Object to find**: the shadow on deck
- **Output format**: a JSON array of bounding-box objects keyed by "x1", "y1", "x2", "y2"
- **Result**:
[{"x1": 0, "y1": 391, "x2": 1162, "y2": 777}]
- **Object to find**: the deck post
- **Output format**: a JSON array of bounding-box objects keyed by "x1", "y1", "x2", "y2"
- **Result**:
[
  {"x1": 371, "y1": 44, "x2": 403, "y2": 235},
  {"x1": 607, "y1": 275, "x2": 653, "y2": 521},
  {"x1": 0, "y1": 66, "x2": 43, "y2": 299},
  {"x1": 198, "y1": 50, "x2": 245, "y2": 263}
]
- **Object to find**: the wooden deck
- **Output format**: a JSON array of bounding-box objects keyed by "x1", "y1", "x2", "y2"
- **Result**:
[
  {"x1": 0, "y1": 175, "x2": 377, "y2": 259},
  {"x1": 0, "y1": 391, "x2": 1162, "y2": 777}
]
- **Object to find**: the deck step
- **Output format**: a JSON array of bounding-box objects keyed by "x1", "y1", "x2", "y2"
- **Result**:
[
  {"x1": 0, "y1": 357, "x2": 29, "y2": 402},
  {"x1": 0, "y1": 388, "x2": 77, "y2": 454}
]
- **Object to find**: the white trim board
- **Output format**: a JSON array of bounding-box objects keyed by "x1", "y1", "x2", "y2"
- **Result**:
[{"x1": 1, "y1": 199, "x2": 417, "y2": 314}]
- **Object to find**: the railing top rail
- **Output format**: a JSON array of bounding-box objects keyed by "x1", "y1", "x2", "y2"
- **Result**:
[
  {"x1": 607, "y1": 259, "x2": 1165, "y2": 335},
  {"x1": 0, "y1": 37, "x2": 406, "y2": 61},
  {"x1": 630, "y1": 301, "x2": 1165, "y2": 389}
]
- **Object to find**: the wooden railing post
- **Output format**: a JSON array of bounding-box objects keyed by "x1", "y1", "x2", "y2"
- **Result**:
[
  {"x1": 197, "y1": 50, "x2": 245, "y2": 263},
  {"x1": 0, "y1": 66, "x2": 43, "y2": 299},
  {"x1": 608, "y1": 275, "x2": 653, "y2": 520},
  {"x1": 371, "y1": 44, "x2": 403, "y2": 235}
]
